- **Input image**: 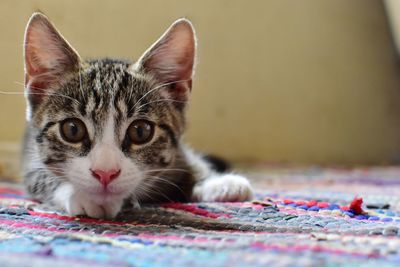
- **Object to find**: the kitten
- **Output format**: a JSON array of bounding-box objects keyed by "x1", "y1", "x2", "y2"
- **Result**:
[{"x1": 22, "y1": 13, "x2": 253, "y2": 219}]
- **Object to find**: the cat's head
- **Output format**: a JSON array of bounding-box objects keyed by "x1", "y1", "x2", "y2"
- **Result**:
[{"x1": 23, "y1": 13, "x2": 196, "y2": 204}]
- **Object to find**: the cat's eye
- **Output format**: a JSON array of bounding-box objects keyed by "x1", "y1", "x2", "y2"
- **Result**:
[
  {"x1": 127, "y1": 120, "x2": 155, "y2": 145},
  {"x1": 60, "y1": 118, "x2": 87, "y2": 143}
]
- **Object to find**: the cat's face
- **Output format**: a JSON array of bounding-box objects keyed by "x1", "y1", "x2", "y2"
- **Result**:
[{"x1": 24, "y1": 13, "x2": 196, "y2": 204}]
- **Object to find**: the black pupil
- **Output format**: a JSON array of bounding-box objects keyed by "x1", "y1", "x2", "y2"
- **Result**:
[
  {"x1": 69, "y1": 122, "x2": 79, "y2": 137},
  {"x1": 136, "y1": 125, "x2": 145, "y2": 139}
]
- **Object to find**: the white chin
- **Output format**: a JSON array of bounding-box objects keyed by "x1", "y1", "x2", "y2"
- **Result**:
[{"x1": 89, "y1": 191, "x2": 123, "y2": 205}]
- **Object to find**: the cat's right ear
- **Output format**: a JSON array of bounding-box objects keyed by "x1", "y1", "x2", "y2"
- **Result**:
[
  {"x1": 133, "y1": 19, "x2": 196, "y2": 105},
  {"x1": 24, "y1": 13, "x2": 80, "y2": 108}
]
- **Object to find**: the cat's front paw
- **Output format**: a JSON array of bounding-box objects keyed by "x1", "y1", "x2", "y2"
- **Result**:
[
  {"x1": 66, "y1": 194, "x2": 122, "y2": 219},
  {"x1": 67, "y1": 193, "x2": 104, "y2": 219},
  {"x1": 192, "y1": 174, "x2": 253, "y2": 202},
  {"x1": 54, "y1": 185, "x2": 122, "y2": 219}
]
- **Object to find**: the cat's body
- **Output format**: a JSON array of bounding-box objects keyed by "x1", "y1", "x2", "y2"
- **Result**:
[{"x1": 22, "y1": 13, "x2": 252, "y2": 219}]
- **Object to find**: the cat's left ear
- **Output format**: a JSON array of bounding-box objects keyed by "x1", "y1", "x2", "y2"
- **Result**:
[
  {"x1": 134, "y1": 19, "x2": 196, "y2": 102},
  {"x1": 24, "y1": 13, "x2": 81, "y2": 108}
]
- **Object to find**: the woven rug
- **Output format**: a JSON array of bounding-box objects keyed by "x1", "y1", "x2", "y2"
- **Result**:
[{"x1": 0, "y1": 166, "x2": 400, "y2": 267}]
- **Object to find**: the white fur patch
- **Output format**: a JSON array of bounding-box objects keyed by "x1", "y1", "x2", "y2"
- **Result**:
[
  {"x1": 54, "y1": 183, "x2": 123, "y2": 219},
  {"x1": 68, "y1": 192, "x2": 123, "y2": 219},
  {"x1": 192, "y1": 174, "x2": 253, "y2": 202},
  {"x1": 53, "y1": 182, "x2": 74, "y2": 209}
]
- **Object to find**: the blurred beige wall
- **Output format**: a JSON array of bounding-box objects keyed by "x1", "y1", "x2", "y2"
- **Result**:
[{"x1": 1, "y1": 0, "x2": 400, "y2": 165}]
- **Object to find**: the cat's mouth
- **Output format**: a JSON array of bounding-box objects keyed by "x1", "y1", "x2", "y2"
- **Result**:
[
  {"x1": 86, "y1": 187, "x2": 125, "y2": 204},
  {"x1": 84, "y1": 184, "x2": 125, "y2": 197},
  {"x1": 100, "y1": 187, "x2": 115, "y2": 195}
]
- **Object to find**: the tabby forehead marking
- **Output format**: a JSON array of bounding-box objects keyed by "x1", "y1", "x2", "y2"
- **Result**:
[{"x1": 90, "y1": 113, "x2": 122, "y2": 172}]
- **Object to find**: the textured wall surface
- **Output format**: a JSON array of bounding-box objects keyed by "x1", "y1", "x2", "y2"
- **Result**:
[{"x1": 1, "y1": 0, "x2": 400, "y2": 164}]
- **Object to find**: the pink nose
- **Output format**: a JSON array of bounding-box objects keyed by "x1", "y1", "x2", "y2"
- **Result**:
[{"x1": 90, "y1": 169, "x2": 121, "y2": 186}]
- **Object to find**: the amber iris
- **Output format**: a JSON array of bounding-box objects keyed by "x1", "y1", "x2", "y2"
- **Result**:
[
  {"x1": 60, "y1": 118, "x2": 87, "y2": 143},
  {"x1": 127, "y1": 120, "x2": 154, "y2": 145}
]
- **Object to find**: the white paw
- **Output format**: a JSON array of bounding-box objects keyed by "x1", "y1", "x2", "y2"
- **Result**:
[
  {"x1": 67, "y1": 193, "x2": 105, "y2": 218},
  {"x1": 53, "y1": 183, "x2": 122, "y2": 219},
  {"x1": 67, "y1": 193, "x2": 122, "y2": 219},
  {"x1": 192, "y1": 174, "x2": 253, "y2": 202}
]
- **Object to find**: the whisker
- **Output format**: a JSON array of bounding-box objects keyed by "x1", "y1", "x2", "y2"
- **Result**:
[
  {"x1": 143, "y1": 168, "x2": 191, "y2": 174},
  {"x1": 10, "y1": 81, "x2": 81, "y2": 105},
  {"x1": 137, "y1": 182, "x2": 174, "y2": 203},
  {"x1": 136, "y1": 99, "x2": 187, "y2": 112},
  {"x1": 78, "y1": 67, "x2": 87, "y2": 102},
  {"x1": 129, "y1": 79, "x2": 190, "y2": 114},
  {"x1": 145, "y1": 175, "x2": 185, "y2": 195}
]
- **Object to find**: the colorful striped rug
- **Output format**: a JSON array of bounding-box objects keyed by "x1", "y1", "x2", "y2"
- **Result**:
[{"x1": 0, "y1": 166, "x2": 400, "y2": 266}]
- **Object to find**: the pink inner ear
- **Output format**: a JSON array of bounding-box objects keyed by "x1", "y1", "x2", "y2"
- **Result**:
[
  {"x1": 25, "y1": 71, "x2": 59, "y2": 107},
  {"x1": 25, "y1": 46, "x2": 51, "y2": 82},
  {"x1": 165, "y1": 79, "x2": 192, "y2": 104},
  {"x1": 24, "y1": 14, "x2": 80, "y2": 109},
  {"x1": 139, "y1": 19, "x2": 196, "y2": 90},
  {"x1": 24, "y1": 14, "x2": 80, "y2": 90}
]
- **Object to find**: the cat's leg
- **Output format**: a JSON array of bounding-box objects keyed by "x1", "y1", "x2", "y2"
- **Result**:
[
  {"x1": 192, "y1": 173, "x2": 253, "y2": 202},
  {"x1": 183, "y1": 146, "x2": 253, "y2": 202},
  {"x1": 53, "y1": 183, "x2": 122, "y2": 219}
]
